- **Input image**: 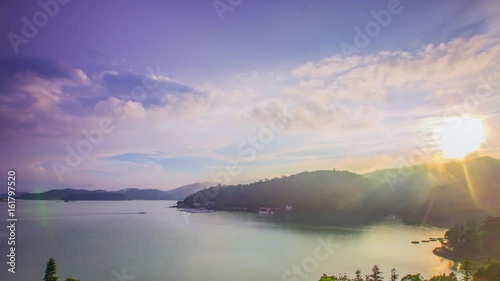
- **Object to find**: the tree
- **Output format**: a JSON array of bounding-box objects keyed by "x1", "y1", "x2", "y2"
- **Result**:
[
  {"x1": 428, "y1": 272, "x2": 458, "y2": 281},
  {"x1": 353, "y1": 270, "x2": 363, "y2": 281},
  {"x1": 462, "y1": 222, "x2": 480, "y2": 253},
  {"x1": 473, "y1": 260, "x2": 500, "y2": 281},
  {"x1": 479, "y1": 217, "x2": 500, "y2": 257},
  {"x1": 366, "y1": 265, "x2": 383, "y2": 281},
  {"x1": 458, "y1": 257, "x2": 475, "y2": 281},
  {"x1": 400, "y1": 273, "x2": 424, "y2": 281},
  {"x1": 390, "y1": 268, "x2": 398, "y2": 281},
  {"x1": 43, "y1": 258, "x2": 58, "y2": 281}
]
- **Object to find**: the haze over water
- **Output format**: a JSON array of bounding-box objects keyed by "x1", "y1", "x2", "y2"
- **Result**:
[{"x1": 0, "y1": 201, "x2": 453, "y2": 281}]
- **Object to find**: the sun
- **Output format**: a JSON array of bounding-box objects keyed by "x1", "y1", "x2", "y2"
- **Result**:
[{"x1": 438, "y1": 117, "x2": 485, "y2": 159}]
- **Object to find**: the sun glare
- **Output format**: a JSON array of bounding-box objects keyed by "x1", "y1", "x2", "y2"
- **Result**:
[{"x1": 439, "y1": 117, "x2": 485, "y2": 159}]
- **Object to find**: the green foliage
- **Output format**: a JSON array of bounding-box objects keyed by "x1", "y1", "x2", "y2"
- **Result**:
[
  {"x1": 42, "y1": 258, "x2": 80, "y2": 281},
  {"x1": 458, "y1": 257, "x2": 475, "y2": 281},
  {"x1": 367, "y1": 156, "x2": 500, "y2": 226},
  {"x1": 445, "y1": 223, "x2": 480, "y2": 253},
  {"x1": 442, "y1": 217, "x2": 500, "y2": 259},
  {"x1": 400, "y1": 274, "x2": 424, "y2": 281},
  {"x1": 184, "y1": 157, "x2": 500, "y2": 227},
  {"x1": 479, "y1": 217, "x2": 500, "y2": 257},
  {"x1": 184, "y1": 170, "x2": 392, "y2": 221},
  {"x1": 43, "y1": 258, "x2": 58, "y2": 281},
  {"x1": 428, "y1": 272, "x2": 458, "y2": 281},
  {"x1": 318, "y1": 274, "x2": 338, "y2": 281},
  {"x1": 317, "y1": 261, "x2": 500, "y2": 281},
  {"x1": 473, "y1": 260, "x2": 500, "y2": 281}
]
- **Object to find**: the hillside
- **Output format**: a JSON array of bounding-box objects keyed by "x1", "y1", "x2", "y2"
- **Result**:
[
  {"x1": 367, "y1": 156, "x2": 500, "y2": 226},
  {"x1": 183, "y1": 156, "x2": 500, "y2": 227},
  {"x1": 183, "y1": 170, "x2": 391, "y2": 223}
]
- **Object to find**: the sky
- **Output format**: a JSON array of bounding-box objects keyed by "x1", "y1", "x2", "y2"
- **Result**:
[{"x1": 0, "y1": 0, "x2": 499, "y2": 192}]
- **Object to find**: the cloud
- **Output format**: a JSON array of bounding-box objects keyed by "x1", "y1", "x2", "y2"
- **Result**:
[
  {"x1": 99, "y1": 70, "x2": 204, "y2": 107},
  {"x1": 0, "y1": 57, "x2": 90, "y2": 139},
  {"x1": 0, "y1": 58, "x2": 217, "y2": 141},
  {"x1": 248, "y1": 34, "x2": 498, "y2": 133},
  {"x1": 100, "y1": 152, "x2": 224, "y2": 171},
  {"x1": 94, "y1": 97, "x2": 147, "y2": 120},
  {"x1": 290, "y1": 34, "x2": 499, "y2": 101},
  {"x1": 1, "y1": 29, "x2": 499, "y2": 191},
  {"x1": 0, "y1": 56, "x2": 88, "y2": 83},
  {"x1": 333, "y1": 155, "x2": 395, "y2": 174}
]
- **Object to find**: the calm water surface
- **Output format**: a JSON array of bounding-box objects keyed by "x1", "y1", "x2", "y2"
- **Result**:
[{"x1": 0, "y1": 200, "x2": 454, "y2": 281}]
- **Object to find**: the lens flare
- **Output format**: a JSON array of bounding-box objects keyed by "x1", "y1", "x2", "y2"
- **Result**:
[{"x1": 439, "y1": 117, "x2": 485, "y2": 159}]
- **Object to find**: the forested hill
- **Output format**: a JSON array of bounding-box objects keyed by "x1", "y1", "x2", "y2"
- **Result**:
[
  {"x1": 182, "y1": 156, "x2": 500, "y2": 227},
  {"x1": 366, "y1": 156, "x2": 500, "y2": 226},
  {"x1": 183, "y1": 170, "x2": 392, "y2": 223}
]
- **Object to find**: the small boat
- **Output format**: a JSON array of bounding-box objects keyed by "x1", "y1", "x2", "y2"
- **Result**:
[
  {"x1": 429, "y1": 238, "x2": 437, "y2": 242},
  {"x1": 421, "y1": 240, "x2": 430, "y2": 243},
  {"x1": 411, "y1": 241, "x2": 420, "y2": 244}
]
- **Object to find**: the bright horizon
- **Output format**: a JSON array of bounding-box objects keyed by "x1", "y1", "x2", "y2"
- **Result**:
[{"x1": 1, "y1": 0, "x2": 499, "y2": 192}]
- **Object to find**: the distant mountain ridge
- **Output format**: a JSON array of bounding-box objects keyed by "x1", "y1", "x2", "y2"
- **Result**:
[{"x1": 8, "y1": 182, "x2": 211, "y2": 201}]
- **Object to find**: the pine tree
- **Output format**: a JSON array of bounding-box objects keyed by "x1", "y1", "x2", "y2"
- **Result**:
[
  {"x1": 354, "y1": 270, "x2": 363, "y2": 281},
  {"x1": 366, "y1": 265, "x2": 383, "y2": 281},
  {"x1": 459, "y1": 257, "x2": 475, "y2": 281},
  {"x1": 390, "y1": 268, "x2": 398, "y2": 281},
  {"x1": 43, "y1": 258, "x2": 58, "y2": 281},
  {"x1": 372, "y1": 265, "x2": 383, "y2": 281}
]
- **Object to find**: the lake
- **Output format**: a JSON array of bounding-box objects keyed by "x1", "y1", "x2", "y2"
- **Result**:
[{"x1": 0, "y1": 200, "x2": 455, "y2": 281}]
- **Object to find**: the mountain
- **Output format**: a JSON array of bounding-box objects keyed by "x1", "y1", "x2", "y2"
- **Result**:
[
  {"x1": 366, "y1": 156, "x2": 500, "y2": 226},
  {"x1": 182, "y1": 156, "x2": 500, "y2": 227},
  {"x1": 0, "y1": 192, "x2": 29, "y2": 199},
  {"x1": 163, "y1": 182, "x2": 212, "y2": 199},
  {"x1": 17, "y1": 189, "x2": 105, "y2": 200},
  {"x1": 183, "y1": 170, "x2": 391, "y2": 223},
  {"x1": 62, "y1": 191, "x2": 129, "y2": 201},
  {"x1": 15, "y1": 182, "x2": 211, "y2": 201},
  {"x1": 116, "y1": 182, "x2": 211, "y2": 200}
]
